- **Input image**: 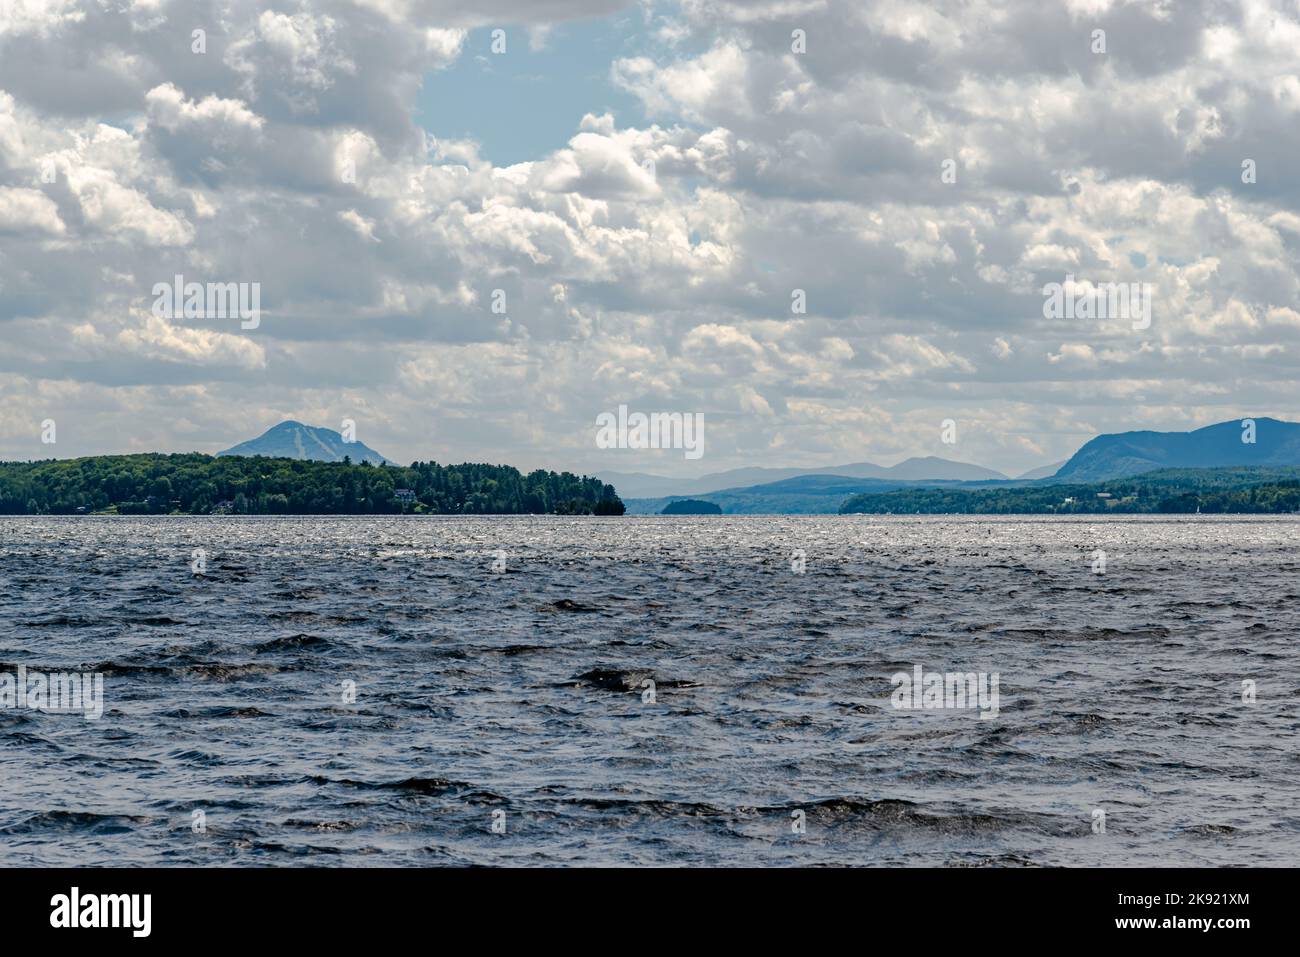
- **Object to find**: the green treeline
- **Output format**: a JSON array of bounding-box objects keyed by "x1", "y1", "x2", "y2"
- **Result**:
[
  {"x1": 0, "y1": 454, "x2": 625, "y2": 516},
  {"x1": 839, "y1": 467, "x2": 1300, "y2": 514}
]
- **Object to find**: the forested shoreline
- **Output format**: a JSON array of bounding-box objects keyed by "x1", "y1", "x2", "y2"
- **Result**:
[
  {"x1": 0, "y1": 453, "x2": 625, "y2": 516},
  {"x1": 840, "y1": 467, "x2": 1300, "y2": 514}
]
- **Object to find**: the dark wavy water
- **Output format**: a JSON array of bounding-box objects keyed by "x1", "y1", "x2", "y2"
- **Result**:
[{"x1": 2, "y1": 515, "x2": 1298, "y2": 866}]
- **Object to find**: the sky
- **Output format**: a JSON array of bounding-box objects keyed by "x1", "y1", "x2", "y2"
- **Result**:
[{"x1": 2, "y1": 0, "x2": 1300, "y2": 478}]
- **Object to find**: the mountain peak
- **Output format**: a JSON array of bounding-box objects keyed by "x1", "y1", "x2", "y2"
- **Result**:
[
  {"x1": 883, "y1": 456, "x2": 1008, "y2": 481},
  {"x1": 218, "y1": 420, "x2": 393, "y2": 465}
]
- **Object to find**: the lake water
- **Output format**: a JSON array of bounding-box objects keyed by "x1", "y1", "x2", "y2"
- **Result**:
[{"x1": 2, "y1": 514, "x2": 1297, "y2": 866}]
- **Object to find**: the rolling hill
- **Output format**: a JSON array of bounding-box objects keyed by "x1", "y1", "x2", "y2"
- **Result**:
[{"x1": 1054, "y1": 418, "x2": 1300, "y2": 482}]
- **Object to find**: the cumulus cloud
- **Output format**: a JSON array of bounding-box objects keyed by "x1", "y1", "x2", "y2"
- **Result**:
[
  {"x1": 0, "y1": 186, "x2": 64, "y2": 233},
  {"x1": 2, "y1": 0, "x2": 1299, "y2": 476}
]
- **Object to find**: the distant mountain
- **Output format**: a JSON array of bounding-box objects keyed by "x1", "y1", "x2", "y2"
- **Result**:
[
  {"x1": 1017, "y1": 460, "x2": 1067, "y2": 480},
  {"x1": 625, "y1": 476, "x2": 910, "y2": 515},
  {"x1": 218, "y1": 420, "x2": 393, "y2": 465},
  {"x1": 623, "y1": 473, "x2": 1022, "y2": 515},
  {"x1": 600, "y1": 456, "x2": 1005, "y2": 499},
  {"x1": 596, "y1": 468, "x2": 808, "y2": 499},
  {"x1": 881, "y1": 456, "x2": 1006, "y2": 481},
  {"x1": 1054, "y1": 418, "x2": 1300, "y2": 482}
]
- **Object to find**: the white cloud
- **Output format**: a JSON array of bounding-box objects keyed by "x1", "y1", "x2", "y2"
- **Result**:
[
  {"x1": 0, "y1": 186, "x2": 63, "y2": 233},
  {"x1": 2, "y1": 0, "x2": 1300, "y2": 477}
]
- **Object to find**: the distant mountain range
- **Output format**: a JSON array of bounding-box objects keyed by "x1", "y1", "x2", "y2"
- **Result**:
[
  {"x1": 598, "y1": 456, "x2": 1007, "y2": 499},
  {"x1": 218, "y1": 421, "x2": 392, "y2": 465},
  {"x1": 624, "y1": 474, "x2": 980, "y2": 515},
  {"x1": 623, "y1": 418, "x2": 1300, "y2": 514}
]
